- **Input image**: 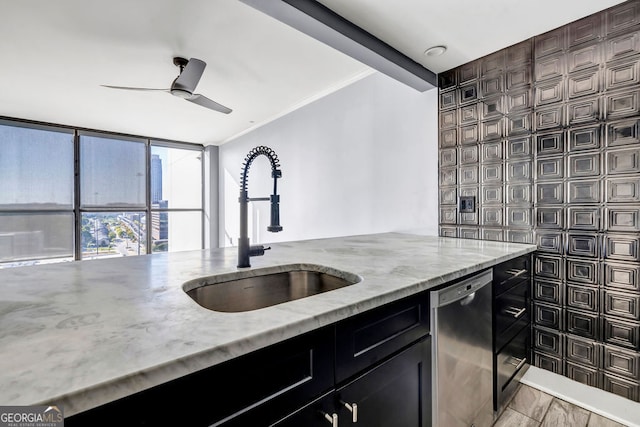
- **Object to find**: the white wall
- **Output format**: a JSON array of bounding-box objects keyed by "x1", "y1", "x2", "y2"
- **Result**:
[{"x1": 218, "y1": 72, "x2": 438, "y2": 247}]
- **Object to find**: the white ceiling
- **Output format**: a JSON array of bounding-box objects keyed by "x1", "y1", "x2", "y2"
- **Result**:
[
  {"x1": 0, "y1": 0, "x2": 627, "y2": 146},
  {"x1": 316, "y1": 0, "x2": 626, "y2": 74}
]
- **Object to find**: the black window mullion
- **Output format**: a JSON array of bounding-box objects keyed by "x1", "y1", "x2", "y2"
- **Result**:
[
  {"x1": 145, "y1": 140, "x2": 152, "y2": 254},
  {"x1": 73, "y1": 130, "x2": 82, "y2": 261}
]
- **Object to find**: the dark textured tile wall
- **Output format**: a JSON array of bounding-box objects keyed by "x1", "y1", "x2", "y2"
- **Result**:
[{"x1": 437, "y1": 0, "x2": 640, "y2": 402}]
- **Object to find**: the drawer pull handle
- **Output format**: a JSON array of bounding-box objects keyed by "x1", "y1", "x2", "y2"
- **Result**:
[
  {"x1": 508, "y1": 357, "x2": 527, "y2": 371},
  {"x1": 321, "y1": 411, "x2": 339, "y2": 427},
  {"x1": 504, "y1": 306, "x2": 526, "y2": 319},
  {"x1": 505, "y1": 269, "x2": 527, "y2": 279},
  {"x1": 341, "y1": 401, "x2": 358, "y2": 423}
]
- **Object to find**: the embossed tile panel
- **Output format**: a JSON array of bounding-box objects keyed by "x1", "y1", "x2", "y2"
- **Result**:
[
  {"x1": 603, "y1": 317, "x2": 640, "y2": 350},
  {"x1": 606, "y1": 2, "x2": 640, "y2": 36},
  {"x1": 482, "y1": 184, "x2": 503, "y2": 205},
  {"x1": 460, "y1": 103, "x2": 478, "y2": 124},
  {"x1": 439, "y1": 0, "x2": 640, "y2": 400},
  {"x1": 567, "y1": 309, "x2": 600, "y2": 339},
  {"x1": 534, "y1": 278, "x2": 564, "y2": 305},
  {"x1": 506, "y1": 67, "x2": 532, "y2": 90},
  {"x1": 440, "y1": 187, "x2": 457, "y2": 206},
  {"x1": 568, "y1": 69, "x2": 601, "y2": 99},
  {"x1": 607, "y1": 118, "x2": 640, "y2": 146},
  {"x1": 607, "y1": 146, "x2": 640, "y2": 174},
  {"x1": 537, "y1": 131, "x2": 565, "y2": 156},
  {"x1": 607, "y1": 176, "x2": 640, "y2": 203},
  {"x1": 537, "y1": 156, "x2": 564, "y2": 181},
  {"x1": 567, "y1": 283, "x2": 600, "y2": 312},
  {"x1": 603, "y1": 345, "x2": 639, "y2": 379},
  {"x1": 536, "y1": 231, "x2": 564, "y2": 255},
  {"x1": 603, "y1": 290, "x2": 640, "y2": 321},
  {"x1": 604, "y1": 261, "x2": 640, "y2": 291},
  {"x1": 606, "y1": 57, "x2": 640, "y2": 90},
  {"x1": 536, "y1": 105, "x2": 565, "y2": 130},
  {"x1": 567, "y1": 258, "x2": 600, "y2": 285},
  {"x1": 567, "y1": 334, "x2": 601, "y2": 367},
  {"x1": 440, "y1": 89, "x2": 457, "y2": 110},
  {"x1": 605, "y1": 234, "x2": 640, "y2": 262},
  {"x1": 534, "y1": 325, "x2": 564, "y2": 357},
  {"x1": 536, "y1": 181, "x2": 564, "y2": 205},
  {"x1": 603, "y1": 372, "x2": 640, "y2": 401},
  {"x1": 567, "y1": 42, "x2": 601, "y2": 73},
  {"x1": 535, "y1": 78, "x2": 564, "y2": 106},
  {"x1": 605, "y1": 31, "x2": 640, "y2": 61},
  {"x1": 567, "y1": 206, "x2": 602, "y2": 230},
  {"x1": 458, "y1": 62, "x2": 478, "y2": 84},
  {"x1": 567, "y1": 96, "x2": 601, "y2": 125},
  {"x1": 459, "y1": 145, "x2": 479, "y2": 164},
  {"x1": 567, "y1": 233, "x2": 600, "y2": 258},
  {"x1": 535, "y1": 351, "x2": 564, "y2": 374},
  {"x1": 566, "y1": 361, "x2": 601, "y2": 387},
  {"x1": 481, "y1": 140, "x2": 503, "y2": 162},
  {"x1": 507, "y1": 136, "x2": 532, "y2": 159},
  {"x1": 460, "y1": 124, "x2": 480, "y2": 145},
  {"x1": 568, "y1": 179, "x2": 601, "y2": 204},
  {"x1": 569, "y1": 125, "x2": 602, "y2": 151}
]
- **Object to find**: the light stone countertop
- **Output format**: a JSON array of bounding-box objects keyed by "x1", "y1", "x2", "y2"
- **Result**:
[{"x1": 0, "y1": 232, "x2": 536, "y2": 416}]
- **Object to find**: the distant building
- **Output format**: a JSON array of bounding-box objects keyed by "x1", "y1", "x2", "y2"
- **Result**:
[
  {"x1": 151, "y1": 200, "x2": 168, "y2": 242},
  {"x1": 151, "y1": 154, "x2": 163, "y2": 204}
]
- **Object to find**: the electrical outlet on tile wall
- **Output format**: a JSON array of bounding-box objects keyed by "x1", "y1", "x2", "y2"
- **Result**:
[{"x1": 460, "y1": 196, "x2": 476, "y2": 213}]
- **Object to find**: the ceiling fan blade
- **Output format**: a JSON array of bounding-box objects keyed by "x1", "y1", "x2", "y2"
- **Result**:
[
  {"x1": 173, "y1": 58, "x2": 206, "y2": 93},
  {"x1": 187, "y1": 94, "x2": 232, "y2": 114},
  {"x1": 101, "y1": 85, "x2": 169, "y2": 92}
]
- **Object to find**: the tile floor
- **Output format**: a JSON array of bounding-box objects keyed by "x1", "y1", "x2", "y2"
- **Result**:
[{"x1": 494, "y1": 384, "x2": 627, "y2": 427}]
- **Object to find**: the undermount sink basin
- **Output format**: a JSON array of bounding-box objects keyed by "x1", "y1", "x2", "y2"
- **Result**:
[{"x1": 183, "y1": 264, "x2": 362, "y2": 313}]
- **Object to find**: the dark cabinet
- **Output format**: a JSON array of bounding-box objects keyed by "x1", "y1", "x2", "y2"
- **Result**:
[
  {"x1": 492, "y1": 254, "x2": 532, "y2": 414},
  {"x1": 335, "y1": 292, "x2": 430, "y2": 383},
  {"x1": 66, "y1": 326, "x2": 335, "y2": 427},
  {"x1": 67, "y1": 292, "x2": 432, "y2": 427},
  {"x1": 274, "y1": 338, "x2": 431, "y2": 427},
  {"x1": 338, "y1": 337, "x2": 431, "y2": 427}
]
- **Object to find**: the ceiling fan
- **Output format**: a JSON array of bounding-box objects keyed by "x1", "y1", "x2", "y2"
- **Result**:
[{"x1": 102, "y1": 57, "x2": 232, "y2": 114}]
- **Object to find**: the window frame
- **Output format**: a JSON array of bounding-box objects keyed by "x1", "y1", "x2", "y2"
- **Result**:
[
  {"x1": 149, "y1": 139, "x2": 206, "y2": 253},
  {"x1": 0, "y1": 118, "x2": 205, "y2": 266}
]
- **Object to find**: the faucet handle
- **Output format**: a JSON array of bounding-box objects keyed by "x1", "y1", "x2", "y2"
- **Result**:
[{"x1": 248, "y1": 245, "x2": 270, "y2": 257}]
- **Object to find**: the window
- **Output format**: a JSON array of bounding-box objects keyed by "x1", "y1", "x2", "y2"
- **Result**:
[
  {"x1": 0, "y1": 122, "x2": 74, "y2": 264},
  {"x1": 79, "y1": 133, "x2": 148, "y2": 260},
  {"x1": 0, "y1": 120, "x2": 204, "y2": 267},
  {"x1": 150, "y1": 144, "x2": 203, "y2": 253}
]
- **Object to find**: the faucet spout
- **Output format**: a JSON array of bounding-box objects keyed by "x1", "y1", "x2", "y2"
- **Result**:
[{"x1": 237, "y1": 146, "x2": 282, "y2": 268}]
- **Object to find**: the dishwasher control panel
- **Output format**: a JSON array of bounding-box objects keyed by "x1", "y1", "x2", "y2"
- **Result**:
[{"x1": 434, "y1": 269, "x2": 493, "y2": 306}]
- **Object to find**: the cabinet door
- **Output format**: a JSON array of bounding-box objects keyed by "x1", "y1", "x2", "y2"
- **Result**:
[{"x1": 336, "y1": 337, "x2": 431, "y2": 427}]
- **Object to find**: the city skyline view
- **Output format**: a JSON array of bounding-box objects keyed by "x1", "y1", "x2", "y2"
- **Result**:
[{"x1": 1, "y1": 123, "x2": 203, "y2": 267}]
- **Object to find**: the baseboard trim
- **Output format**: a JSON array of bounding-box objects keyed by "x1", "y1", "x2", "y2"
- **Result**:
[{"x1": 521, "y1": 366, "x2": 640, "y2": 427}]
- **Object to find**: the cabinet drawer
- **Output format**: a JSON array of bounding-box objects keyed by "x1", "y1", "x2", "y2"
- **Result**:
[
  {"x1": 335, "y1": 293, "x2": 430, "y2": 383},
  {"x1": 495, "y1": 280, "x2": 529, "y2": 350},
  {"x1": 494, "y1": 255, "x2": 530, "y2": 295},
  {"x1": 67, "y1": 327, "x2": 335, "y2": 427},
  {"x1": 496, "y1": 325, "x2": 529, "y2": 393}
]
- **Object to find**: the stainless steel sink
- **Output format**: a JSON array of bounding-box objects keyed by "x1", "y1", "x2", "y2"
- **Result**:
[{"x1": 183, "y1": 264, "x2": 361, "y2": 313}]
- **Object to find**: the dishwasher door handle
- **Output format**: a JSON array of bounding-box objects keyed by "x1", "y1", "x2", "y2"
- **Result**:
[{"x1": 459, "y1": 292, "x2": 476, "y2": 306}]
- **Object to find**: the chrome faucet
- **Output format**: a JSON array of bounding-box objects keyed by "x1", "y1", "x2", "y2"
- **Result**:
[{"x1": 237, "y1": 146, "x2": 282, "y2": 268}]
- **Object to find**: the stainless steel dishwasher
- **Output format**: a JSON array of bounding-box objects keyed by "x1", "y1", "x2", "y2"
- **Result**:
[{"x1": 431, "y1": 269, "x2": 493, "y2": 427}]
